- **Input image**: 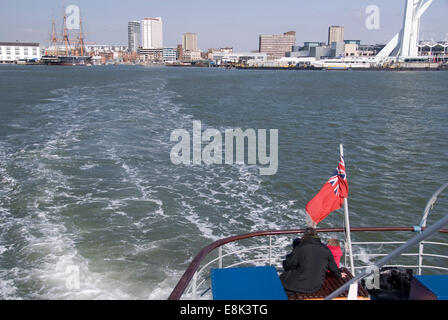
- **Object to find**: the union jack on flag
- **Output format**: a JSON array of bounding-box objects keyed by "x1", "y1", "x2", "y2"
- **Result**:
[
  {"x1": 328, "y1": 157, "x2": 347, "y2": 197},
  {"x1": 305, "y1": 156, "x2": 349, "y2": 225}
]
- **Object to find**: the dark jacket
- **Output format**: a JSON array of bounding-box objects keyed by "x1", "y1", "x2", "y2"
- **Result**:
[{"x1": 280, "y1": 236, "x2": 342, "y2": 293}]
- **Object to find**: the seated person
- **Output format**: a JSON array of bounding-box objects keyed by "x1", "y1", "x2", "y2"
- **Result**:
[
  {"x1": 282, "y1": 237, "x2": 301, "y2": 271},
  {"x1": 327, "y1": 238, "x2": 343, "y2": 268},
  {"x1": 280, "y1": 227, "x2": 346, "y2": 294}
]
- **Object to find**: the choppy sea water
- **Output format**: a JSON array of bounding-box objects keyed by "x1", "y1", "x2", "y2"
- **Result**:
[{"x1": 0, "y1": 65, "x2": 447, "y2": 299}]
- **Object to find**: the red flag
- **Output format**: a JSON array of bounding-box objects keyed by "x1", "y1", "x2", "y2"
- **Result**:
[{"x1": 306, "y1": 157, "x2": 349, "y2": 225}]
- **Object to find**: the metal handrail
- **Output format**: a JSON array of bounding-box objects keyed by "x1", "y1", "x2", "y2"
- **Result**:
[
  {"x1": 325, "y1": 183, "x2": 448, "y2": 300},
  {"x1": 350, "y1": 240, "x2": 448, "y2": 270},
  {"x1": 325, "y1": 211, "x2": 448, "y2": 300},
  {"x1": 417, "y1": 183, "x2": 448, "y2": 275},
  {"x1": 168, "y1": 226, "x2": 448, "y2": 300},
  {"x1": 420, "y1": 183, "x2": 448, "y2": 228}
]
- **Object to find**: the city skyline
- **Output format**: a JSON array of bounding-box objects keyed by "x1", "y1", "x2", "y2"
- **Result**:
[{"x1": 1, "y1": 0, "x2": 448, "y2": 51}]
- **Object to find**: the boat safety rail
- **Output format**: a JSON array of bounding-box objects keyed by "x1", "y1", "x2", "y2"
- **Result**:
[
  {"x1": 325, "y1": 211, "x2": 448, "y2": 300},
  {"x1": 349, "y1": 240, "x2": 448, "y2": 273},
  {"x1": 168, "y1": 226, "x2": 448, "y2": 300}
]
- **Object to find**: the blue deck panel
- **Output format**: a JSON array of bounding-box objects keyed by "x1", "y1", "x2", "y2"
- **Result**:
[
  {"x1": 211, "y1": 266, "x2": 288, "y2": 300},
  {"x1": 414, "y1": 275, "x2": 448, "y2": 300}
]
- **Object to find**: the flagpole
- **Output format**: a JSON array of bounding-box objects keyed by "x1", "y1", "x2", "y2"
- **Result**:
[{"x1": 340, "y1": 144, "x2": 355, "y2": 276}]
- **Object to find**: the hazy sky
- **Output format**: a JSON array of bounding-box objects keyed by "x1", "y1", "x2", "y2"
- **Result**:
[{"x1": 1, "y1": 0, "x2": 448, "y2": 51}]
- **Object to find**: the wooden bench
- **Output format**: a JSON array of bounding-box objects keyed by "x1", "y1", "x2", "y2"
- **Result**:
[{"x1": 287, "y1": 267, "x2": 370, "y2": 300}]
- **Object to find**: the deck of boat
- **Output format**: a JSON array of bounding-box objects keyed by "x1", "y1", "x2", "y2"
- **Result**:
[{"x1": 287, "y1": 267, "x2": 370, "y2": 300}]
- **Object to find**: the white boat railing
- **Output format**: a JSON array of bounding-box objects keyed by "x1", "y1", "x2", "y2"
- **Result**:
[
  {"x1": 350, "y1": 240, "x2": 448, "y2": 273},
  {"x1": 325, "y1": 210, "x2": 448, "y2": 300}
]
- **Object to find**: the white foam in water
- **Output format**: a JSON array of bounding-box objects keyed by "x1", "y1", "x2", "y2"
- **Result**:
[
  {"x1": 0, "y1": 85, "x2": 160, "y2": 299},
  {"x1": 355, "y1": 246, "x2": 377, "y2": 266},
  {"x1": 0, "y1": 70, "x2": 318, "y2": 300},
  {"x1": 14, "y1": 190, "x2": 133, "y2": 299},
  {"x1": 147, "y1": 269, "x2": 185, "y2": 300},
  {"x1": 0, "y1": 153, "x2": 21, "y2": 299},
  {"x1": 80, "y1": 163, "x2": 99, "y2": 170},
  {"x1": 106, "y1": 148, "x2": 167, "y2": 219},
  {"x1": 181, "y1": 200, "x2": 219, "y2": 241},
  {"x1": 0, "y1": 268, "x2": 20, "y2": 300},
  {"x1": 34, "y1": 248, "x2": 134, "y2": 300}
]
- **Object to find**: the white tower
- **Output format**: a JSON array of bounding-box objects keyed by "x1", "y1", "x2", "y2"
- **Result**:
[
  {"x1": 377, "y1": 0, "x2": 433, "y2": 59},
  {"x1": 141, "y1": 17, "x2": 163, "y2": 49}
]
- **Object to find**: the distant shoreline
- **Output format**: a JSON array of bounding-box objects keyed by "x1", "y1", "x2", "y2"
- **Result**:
[{"x1": 1, "y1": 63, "x2": 447, "y2": 72}]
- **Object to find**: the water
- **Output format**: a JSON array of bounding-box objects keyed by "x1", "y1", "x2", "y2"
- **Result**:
[{"x1": 0, "y1": 65, "x2": 447, "y2": 299}]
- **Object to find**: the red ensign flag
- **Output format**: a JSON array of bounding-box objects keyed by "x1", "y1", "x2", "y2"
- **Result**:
[{"x1": 306, "y1": 157, "x2": 349, "y2": 225}]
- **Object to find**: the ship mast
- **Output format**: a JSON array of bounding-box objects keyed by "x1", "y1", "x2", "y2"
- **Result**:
[
  {"x1": 62, "y1": 13, "x2": 70, "y2": 56},
  {"x1": 78, "y1": 15, "x2": 85, "y2": 56},
  {"x1": 50, "y1": 18, "x2": 58, "y2": 56}
]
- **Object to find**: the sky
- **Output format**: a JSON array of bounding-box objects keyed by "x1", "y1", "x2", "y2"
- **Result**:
[{"x1": 1, "y1": 0, "x2": 448, "y2": 51}]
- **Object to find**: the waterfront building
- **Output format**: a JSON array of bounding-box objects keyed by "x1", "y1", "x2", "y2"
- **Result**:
[
  {"x1": 87, "y1": 45, "x2": 128, "y2": 54},
  {"x1": 182, "y1": 50, "x2": 202, "y2": 62},
  {"x1": 259, "y1": 31, "x2": 296, "y2": 59},
  {"x1": 207, "y1": 47, "x2": 234, "y2": 60},
  {"x1": 331, "y1": 41, "x2": 345, "y2": 58},
  {"x1": 344, "y1": 43, "x2": 358, "y2": 57},
  {"x1": 141, "y1": 17, "x2": 163, "y2": 49},
  {"x1": 163, "y1": 47, "x2": 178, "y2": 63},
  {"x1": 182, "y1": 33, "x2": 198, "y2": 52},
  {"x1": 139, "y1": 48, "x2": 163, "y2": 62},
  {"x1": 247, "y1": 56, "x2": 315, "y2": 68},
  {"x1": 304, "y1": 42, "x2": 326, "y2": 50},
  {"x1": 177, "y1": 44, "x2": 183, "y2": 62},
  {"x1": 286, "y1": 50, "x2": 312, "y2": 58},
  {"x1": 128, "y1": 21, "x2": 141, "y2": 53},
  {"x1": 213, "y1": 52, "x2": 267, "y2": 65},
  {"x1": 344, "y1": 40, "x2": 361, "y2": 46},
  {"x1": 309, "y1": 45, "x2": 332, "y2": 60},
  {"x1": 86, "y1": 45, "x2": 129, "y2": 64},
  {"x1": 0, "y1": 42, "x2": 41, "y2": 63},
  {"x1": 218, "y1": 47, "x2": 233, "y2": 53},
  {"x1": 328, "y1": 26, "x2": 344, "y2": 45},
  {"x1": 352, "y1": 44, "x2": 384, "y2": 57},
  {"x1": 418, "y1": 41, "x2": 448, "y2": 57},
  {"x1": 286, "y1": 42, "x2": 326, "y2": 57},
  {"x1": 138, "y1": 17, "x2": 163, "y2": 62}
]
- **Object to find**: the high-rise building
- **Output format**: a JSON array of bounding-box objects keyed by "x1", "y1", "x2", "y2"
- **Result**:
[
  {"x1": 328, "y1": 26, "x2": 344, "y2": 45},
  {"x1": 141, "y1": 17, "x2": 163, "y2": 49},
  {"x1": 182, "y1": 33, "x2": 198, "y2": 52},
  {"x1": 259, "y1": 31, "x2": 296, "y2": 59},
  {"x1": 128, "y1": 21, "x2": 141, "y2": 53}
]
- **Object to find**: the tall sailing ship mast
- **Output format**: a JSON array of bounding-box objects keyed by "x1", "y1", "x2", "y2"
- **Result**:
[
  {"x1": 42, "y1": 8, "x2": 91, "y2": 66},
  {"x1": 74, "y1": 15, "x2": 86, "y2": 57},
  {"x1": 62, "y1": 13, "x2": 70, "y2": 57},
  {"x1": 50, "y1": 18, "x2": 58, "y2": 56}
]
